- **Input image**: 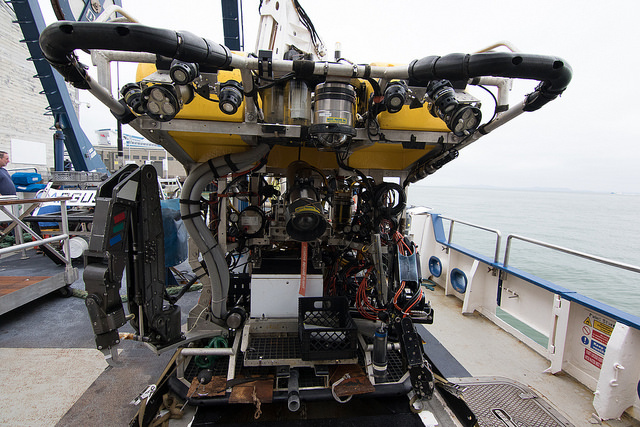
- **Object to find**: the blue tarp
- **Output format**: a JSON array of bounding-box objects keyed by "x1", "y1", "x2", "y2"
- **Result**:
[{"x1": 161, "y1": 199, "x2": 188, "y2": 267}]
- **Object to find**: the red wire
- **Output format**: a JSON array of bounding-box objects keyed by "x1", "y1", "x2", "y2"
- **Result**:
[
  {"x1": 355, "y1": 267, "x2": 379, "y2": 320},
  {"x1": 393, "y1": 281, "x2": 406, "y2": 311},
  {"x1": 403, "y1": 287, "x2": 423, "y2": 317}
]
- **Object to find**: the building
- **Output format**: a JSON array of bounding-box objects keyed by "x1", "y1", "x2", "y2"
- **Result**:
[
  {"x1": 1, "y1": 3, "x2": 185, "y2": 183},
  {"x1": 93, "y1": 129, "x2": 186, "y2": 179},
  {"x1": 0, "y1": 2, "x2": 58, "y2": 181}
]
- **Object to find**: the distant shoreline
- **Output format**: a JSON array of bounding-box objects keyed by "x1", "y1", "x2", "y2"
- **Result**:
[{"x1": 410, "y1": 184, "x2": 640, "y2": 196}]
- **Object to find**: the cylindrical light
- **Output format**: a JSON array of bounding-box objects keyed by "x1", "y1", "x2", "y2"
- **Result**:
[
  {"x1": 218, "y1": 80, "x2": 244, "y2": 115},
  {"x1": 383, "y1": 81, "x2": 407, "y2": 114},
  {"x1": 141, "y1": 84, "x2": 180, "y2": 122},
  {"x1": 120, "y1": 83, "x2": 144, "y2": 114},
  {"x1": 426, "y1": 79, "x2": 482, "y2": 137},
  {"x1": 169, "y1": 60, "x2": 199, "y2": 85}
]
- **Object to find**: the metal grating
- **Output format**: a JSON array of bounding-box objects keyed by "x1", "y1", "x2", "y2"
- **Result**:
[
  {"x1": 245, "y1": 334, "x2": 301, "y2": 361},
  {"x1": 183, "y1": 353, "x2": 231, "y2": 382},
  {"x1": 451, "y1": 377, "x2": 573, "y2": 427},
  {"x1": 386, "y1": 349, "x2": 405, "y2": 383}
]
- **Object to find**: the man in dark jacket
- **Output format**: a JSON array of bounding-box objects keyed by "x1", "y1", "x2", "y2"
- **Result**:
[{"x1": 0, "y1": 151, "x2": 16, "y2": 196}]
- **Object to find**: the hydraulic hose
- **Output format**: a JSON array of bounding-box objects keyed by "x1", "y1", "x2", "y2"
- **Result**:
[
  {"x1": 409, "y1": 52, "x2": 572, "y2": 111},
  {"x1": 180, "y1": 144, "x2": 270, "y2": 322},
  {"x1": 39, "y1": 21, "x2": 232, "y2": 88}
]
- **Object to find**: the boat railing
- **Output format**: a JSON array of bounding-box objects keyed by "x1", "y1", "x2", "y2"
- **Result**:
[
  {"x1": 411, "y1": 211, "x2": 640, "y2": 421},
  {"x1": 504, "y1": 234, "x2": 640, "y2": 275},
  {"x1": 0, "y1": 197, "x2": 77, "y2": 284},
  {"x1": 439, "y1": 215, "x2": 502, "y2": 264}
]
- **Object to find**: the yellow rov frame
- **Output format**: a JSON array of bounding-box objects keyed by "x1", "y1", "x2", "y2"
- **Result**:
[{"x1": 134, "y1": 62, "x2": 451, "y2": 173}]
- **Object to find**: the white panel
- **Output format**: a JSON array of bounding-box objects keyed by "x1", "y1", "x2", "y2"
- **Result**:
[
  {"x1": 251, "y1": 274, "x2": 323, "y2": 318},
  {"x1": 10, "y1": 139, "x2": 47, "y2": 165}
]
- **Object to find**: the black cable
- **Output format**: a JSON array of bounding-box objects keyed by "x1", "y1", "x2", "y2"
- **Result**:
[
  {"x1": 165, "y1": 272, "x2": 207, "y2": 304},
  {"x1": 335, "y1": 152, "x2": 374, "y2": 196},
  {"x1": 256, "y1": 72, "x2": 296, "y2": 89},
  {"x1": 476, "y1": 84, "x2": 498, "y2": 125},
  {"x1": 292, "y1": 0, "x2": 324, "y2": 56},
  {"x1": 374, "y1": 182, "x2": 406, "y2": 216}
]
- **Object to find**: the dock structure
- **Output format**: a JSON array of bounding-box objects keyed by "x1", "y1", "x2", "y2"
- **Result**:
[{"x1": 0, "y1": 196, "x2": 78, "y2": 315}]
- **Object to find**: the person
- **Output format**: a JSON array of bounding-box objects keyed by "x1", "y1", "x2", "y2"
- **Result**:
[{"x1": 0, "y1": 151, "x2": 17, "y2": 196}]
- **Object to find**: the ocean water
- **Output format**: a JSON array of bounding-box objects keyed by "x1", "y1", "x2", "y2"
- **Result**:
[{"x1": 407, "y1": 186, "x2": 640, "y2": 316}]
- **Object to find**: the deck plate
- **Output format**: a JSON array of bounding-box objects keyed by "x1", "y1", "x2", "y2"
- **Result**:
[{"x1": 449, "y1": 376, "x2": 573, "y2": 427}]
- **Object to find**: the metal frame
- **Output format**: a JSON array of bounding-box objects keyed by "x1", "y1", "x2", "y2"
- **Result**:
[
  {"x1": 0, "y1": 196, "x2": 78, "y2": 316},
  {"x1": 504, "y1": 234, "x2": 640, "y2": 274},
  {"x1": 440, "y1": 215, "x2": 503, "y2": 264}
]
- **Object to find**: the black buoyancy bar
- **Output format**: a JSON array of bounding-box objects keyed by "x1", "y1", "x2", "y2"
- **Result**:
[
  {"x1": 39, "y1": 22, "x2": 232, "y2": 87},
  {"x1": 409, "y1": 52, "x2": 572, "y2": 111}
]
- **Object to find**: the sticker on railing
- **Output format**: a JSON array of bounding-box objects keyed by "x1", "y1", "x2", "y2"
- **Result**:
[{"x1": 580, "y1": 313, "x2": 615, "y2": 369}]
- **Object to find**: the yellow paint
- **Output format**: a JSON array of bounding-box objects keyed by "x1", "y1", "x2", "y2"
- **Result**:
[
  {"x1": 295, "y1": 205, "x2": 321, "y2": 214},
  {"x1": 378, "y1": 105, "x2": 449, "y2": 132},
  {"x1": 593, "y1": 320, "x2": 614, "y2": 336}
]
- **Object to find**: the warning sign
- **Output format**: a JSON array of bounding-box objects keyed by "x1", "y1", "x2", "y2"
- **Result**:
[
  {"x1": 594, "y1": 319, "x2": 614, "y2": 336},
  {"x1": 590, "y1": 340, "x2": 606, "y2": 355},
  {"x1": 592, "y1": 329, "x2": 610, "y2": 346},
  {"x1": 585, "y1": 348, "x2": 603, "y2": 369},
  {"x1": 584, "y1": 348, "x2": 602, "y2": 368},
  {"x1": 579, "y1": 313, "x2": 616, "y2": 369}
]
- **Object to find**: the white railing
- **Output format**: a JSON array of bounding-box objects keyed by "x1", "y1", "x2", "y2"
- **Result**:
[
  {"x1": 411, "y1": 211, "x2": 640, "y2": 421},
  {"x1": 0, "y1": 197, "x2": 73, "y2": 271}
]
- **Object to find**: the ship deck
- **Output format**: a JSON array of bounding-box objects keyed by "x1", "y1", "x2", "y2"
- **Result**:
[
  {"x1": 0, "y1": 268, "x2": 638, "y2": 426},
  {"x1": 425, "y1": 286, "x2": 640, "y2": 426},
  {"x1": 0, "y1": 250, "x2": 73, "y2": 316}
]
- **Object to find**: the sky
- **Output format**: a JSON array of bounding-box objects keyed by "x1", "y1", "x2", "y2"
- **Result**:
[{"x1": 36, "y1": 0, "x2": 640, "y2": 193}]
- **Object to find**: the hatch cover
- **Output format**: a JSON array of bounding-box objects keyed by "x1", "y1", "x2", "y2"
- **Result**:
[{"x1": 448, "y1": 377, "x2": 573, "y2": 427}]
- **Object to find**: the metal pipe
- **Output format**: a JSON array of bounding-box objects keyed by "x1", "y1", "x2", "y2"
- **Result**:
[
  {"x1": 95, "y1": 6, "x2": 140, "y2": 23},
  {"x1": 476, "y1": 41, "x2": 520, "y2": 53},
  {"x1": 181, "y1": 348, "x2": 235, "y2": 356},
  {"x1": 364, "y1": 342, "x2": 402, "y2": 352},
  {"x1": 59, "y1": 200, "x2": 71, "y2": 266},
  {"x1": 0, "y1": 234, "x2": 69, "y2": 256},
  {"x1": 91, "y1": 50, "x2": 156, "y2": 91},
  {"x1": 287, "y1": 369, "x2": 300, "y2": 412},
  {"x1": 504, "y1": 234, "x2": 640, "y2": 274},
  {"x1": 440, "y1": 215, "x2": 502, "y2": 263},
  {"x1": 85, "y1": 74, "x2": 126, "y2": 115},
  {"x1": 479, "y1": 100, "x2": 527, "y2": 135},
  {"x1": 229, "y1": 55, "x2": 411, "y2": 80}
]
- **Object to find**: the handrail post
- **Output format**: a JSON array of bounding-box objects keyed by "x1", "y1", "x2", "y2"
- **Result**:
[{"x1": 448, "y1": 220, "x2": 455, "y2": 246}]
